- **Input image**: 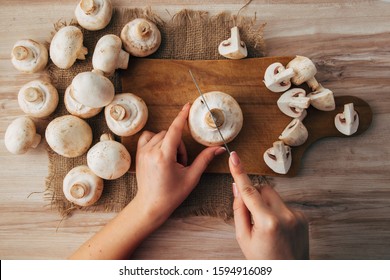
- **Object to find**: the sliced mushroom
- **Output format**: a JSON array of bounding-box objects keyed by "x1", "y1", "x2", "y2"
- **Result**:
[
  {"x1": 104, "y1": 93, "x2": 148, "y2": 137},
  {"x1": 277, "y1": 88, "x2": 310, "y2": 118},
  {"x1": 4, "y1": 116, "x2": 41, "y2": 155},
  {"x1": 46, "y1": 115, "x2": 93, "y2": 158},
  {"x1": 75, "y1": 0, "x2": 113, "y2": 31},
  {"x1": 263, "y1": 62, "x2": 295, "y2": 93},
  {"x1": 120, "y1": 18, "x2": 161, "y2": 57},
  {"x1": 334, "y1": 103, "x2": 359, "y2": 136},
  {"x1": 49, "y1": 26, "x2": 88, "y2": 69},
  {"x1": 308, "y1": 84, "x2": 335, "y2": 111},
  {"x1": 263, "y1": 141, "x2": 292, "y2": 174},
  {"x1": 11, "y1": 39, "x2": 48, "y2": 73},
  {"x1": 218, "y1": 26, "x2": 248, "y2": 60},
  {"x1": 87, "y1": 133, "x2": 131, "y2": 180},
  {"x1": 18, "y1": 80, "x2": 59, "y2": 118},
  {"x1": 279, "y1": 118, "x2": 308, "y2": 146},
  {"x1": 92, "y1": 34, "x2": 129, "y2": 76},
  {"x1": 63, "y1": 165, "x2": 104, "y2": 207},
  {"x1": 286, "y1": 55, "x2": 319, "y2": 91},
  {"x1": 188, "y1": 91, "x2": 243, "y2": 146},
  {"x1": 64, "y1": 85, "x2": 102, "y2": 118}
]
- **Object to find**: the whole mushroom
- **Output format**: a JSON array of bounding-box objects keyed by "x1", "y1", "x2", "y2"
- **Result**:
[
  {"x1": 87, "y1": 133, "x2": 131, "y2": 180},
  {"x1": 104, "y1": 93, "x2": 148, "y2": 137},
  {"x1": 50, "y1": 26, "x2": 88, "y2": 69},
  {"x1": 286, "y1": 55, "x2": 319, "y2": 90},
  {"x1": 46, "y1": 115, "x2": 93, "y2": 158},
  {"x1": 75, "y1": 0, "x2": 113, "y2": 31},
  {"x1": 63, "y1": 165, "x2": 104, "y2": 207},
  {"x1": 64, "y1": 85, "x2": 102, "y2": 118},
  {"x1": 188, "y1": 91, "x2": 243, "y2": 146},
  {"x1": 218, "y1": 26, "x2": 247, "y2": 60},
  {"x1": 4, "y1": 116, "x2": 41, "y2": 155},
  {"x1": 11, "y1": 39, "x2": 48, "y2": 73},
  {"x1": 18, "y1": 80, "x2": 59, "y2": 118}
]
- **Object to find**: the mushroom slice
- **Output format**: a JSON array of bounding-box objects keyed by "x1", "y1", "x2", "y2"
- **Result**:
[
  {"x1": 104, "y1": 93, "x2": 148, "y2": 137},
  {"x1": 46, "y1": 115, "x2": 93, "y2": 158},
  {"x1": 218, "y1": 26, "x2": 248, "y2": 60},
  {"x1": 188, "y1": 91, "x2": 243, "y2": 146},
  {"x1": 277, "y1": 88, "x2": 310, "y2": 118},
  {"x1": 75, "y1": 0, "x2": 113, "y2": 31},
  {"x1": 4, "y1": 116, "x2": 41, "y2": 155},
  {"x1": 18, "y1": 80, "x2": 59, "y2": 118},
  {"x1": 64, "y1": 86, "x2": 102, "y2": 118},
  {"x1": 308, "y1": 84, "x2": 335, "y2": 111},
  {"x1": 63, "y1": 165, "x2": 104, "y2": 207},
  {"x1": 279, "y1": 118, "x2": 308, "y2": 146},
  {"x1": 263, "y1": 62, "x2": 295, "y2": 93},
  {"x1": 287, "y1": 55, "x2": 319, "y2": 91},
  {"x1": 87, "y1": 133, "x2": 131, "y2": 180},
  {"x1": 334, "y1": 103, "x2": 359, "y2": 136},
  {"x1": 11, "y1": 39, "x2": 48, "y2": 73},
  {"x1": 49, "y1": 26, "x2": 88, "y2": 69},
  {"x1": 263, "y1": 141, "x2": 292, "y2": 174},
  {"x1": 120, "y1": 18, "x2": 161, "y2": 57},
  {"x1": 92, "y1": 34, "x2": 129, "y2": 76}
]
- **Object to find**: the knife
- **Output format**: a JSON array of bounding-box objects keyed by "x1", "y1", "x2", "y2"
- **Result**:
[{"x1": 189, "y1": 70, "x2": 231, "y2": 154}]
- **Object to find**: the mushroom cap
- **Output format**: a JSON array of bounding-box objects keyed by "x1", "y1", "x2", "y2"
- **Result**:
[
  {"x1": 4, "y1": 116, "x2": 41, "y2": 154},
  {"x1": 120, "y1": 18, "x2": 161, "y2": 57},
  {"x1": 11, "y1": 39, "x2": 48, "y2": 73},
  {"x1": 263, "y1": 141, "x2": 292, "y2": 174},
  {"x1": 63, "y1": 165, "x2": 104, "y2": 206},
  {"x1": 64, "y1": 85, "x2": 102, "y2": 118},
  {"x1": 45, "y1": 115, "x2": 93, "y2": 158},
  {"x1": 263, "y1": 62, "x2": 294, "y2": 93},
  {"x1": 92, "y1": 34, "x2": 129, "y2": 75},
  {"x1": 104, "y1": 93, "x2": 148, "y2": 137},
  {"x1": 87, "y1": 137, "x2": 131, "y2": 180},
  {"x1": 75, "y1": 0, "x2": 113, "y2": 31},
  {"x1": 334, "y1": 103, "x2": 359, "y2": 136},
  {"x1": 287, "y1": 55, "x2": 317, "y2": 86},
  {"x1": 308, "y1": 85, "x2": 336, "y2": 111},
  {"x1": 49, "y1": 26, "x2": 88, "y2": 69},
  {"x1": 188, "y1": 91, "x2": 243, "y2": 146},
  {"x1": 18, "y1": 80, "x2": 59, "y2": 118},
  {"x1": 279, "y1": 118, "x2": 308, "y2": 146},
  {"x1": 70, "y1": 70, "x2": 115, "y2": 108},
  {"x1": 277, "y1": 88, "x2": 310, "y2": 118}
]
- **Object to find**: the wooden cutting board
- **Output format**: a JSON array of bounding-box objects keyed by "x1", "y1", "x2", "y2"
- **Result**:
[{"x1": 120, "y1": 57, "x2": 372, "y2": 176}]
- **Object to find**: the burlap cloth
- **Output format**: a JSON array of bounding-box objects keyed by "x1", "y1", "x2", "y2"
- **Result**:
[{"x1": 45, "y1": 7, "x2": 267, "y2": 220}]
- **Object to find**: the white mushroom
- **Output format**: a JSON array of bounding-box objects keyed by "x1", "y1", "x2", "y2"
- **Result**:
[
  {"x1": 64, "y1": 85, "x2": 102, "y2": 118},
  {"x1": 188, "y1": 91, "x2": 243, "y2": 146},
  {"x1": 308, "y1": 84, "x2": 336, "y2": 111},
  {"x1": 87, "y1": 133, "x2": 131, "y2": 180},
  {"x1": 4, "y1": 116, "x2": 41, "y2": 155},
  {"x1": 104, "y1": 93, "x2": 148, "y2": 137},
  {"x1": 279, "y1": 118, "x2": 308, "y2": 146},
  {"x1": 277, "y1": 88, "x2": 310, "y2": 118},
  {"x1": 334, "y1": 103, "x2": 359, "y2": 136},
  {"x1": 11, "y1": 39, "x2": 48, "y2": 73},
  {"x1": 46, "y1": 115, "x2": 93, "y2": 158},
  {"x1": 69, "y1": 70, "x2": 115, "y2": 108},
  {"x1": 286, "y1": 55, "x2": 319, "y2": 90},
  {"x1": 263, "y1": 62, "x2": 295, "y2": 92},
  {"x1": 263, "y1": 141, "x2": 292, "y2": 174},
  {"x1": 218, "y1": 26, "x2": 247, "y2": 60},
  {"x1": 92, "y1": 34, "x2": 129, "y2": 76},
  {"x1": 63, "y1": 165, "x2": 104, "y2": 207},
  {"x1": 18, "y1": 80, "x2": 59, "y2": 118},
  {"x1": 49, "y1": 26, "x2": 88, "y2": 69},
  {"x1": 120, "y1": 18, "x2": 161, "y2": 57},
  {"x1": 75, "y1": 0, "x2": 113, "y2": 31}
]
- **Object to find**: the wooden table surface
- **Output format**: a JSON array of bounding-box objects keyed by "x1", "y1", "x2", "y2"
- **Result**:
[{"x1": 1, "y1": 0, "x2": 390, "y2": 260}]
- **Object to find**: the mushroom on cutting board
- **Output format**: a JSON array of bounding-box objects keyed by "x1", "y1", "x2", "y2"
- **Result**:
[
  {"x1": 11, "y1": 39, "x2": 48, "y2": 73},
  {"x1": 4, "y1": 116, "x2": 41, "y2": 155},
  {"x1": 277, "y1": 88, "x2": 310, "y2": 118},
  {"x1": 87, "y1": 133, "x2": 131, "y2": 180},
  {"x1": 63, "y1": 165, "x2": 104, "y2": 207},
  {"x1": 49, "y1": 26, "x2": 88, "y2": 69},
  {"x1": 335, "y1": 103, "x2": 359, "y2": 136},
  {"x1": 120, "y1": 18, "x2": 161, "y2": 57},
  {"x1": 188, "y1": 91, "x2": 243, "y2": 146},
  {"x1": 286, "y1": 55, "x2": 319, "y2": 90},
  {"x1": 263, "y1": 62, "x2": 295, "y2": 93},
  {"x1": 46, "y1": 115, "x2": 93, "y2": 158},
  {"x1": 18, "y1": 80, "x2": 59, "y2": 118},
  {"x1": 64, "y1": 85, "x2": 102, "y2": 118},
  {"x1": 104, "y1": 93, "x2": 148, "y2": 137},
  {"x1": 308, "y1": 84, "x2": 336, "y2": 111},
  {"x1": 75, "y1": 0, "x2": 113, "y2": 31},
  {"x1": 218, "y1": 26, "x2": 247, "y2": 59},
  {"x1": 279, "y1": 118, "x2": 308, "y2": 146},
  {"x1": 263, "y1": 141, "x2": 292, "y2": 174}
]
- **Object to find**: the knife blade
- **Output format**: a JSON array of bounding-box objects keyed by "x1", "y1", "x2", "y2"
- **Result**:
[{"x1": 189, "y1": 70, "x2": 231, "y2": 154}]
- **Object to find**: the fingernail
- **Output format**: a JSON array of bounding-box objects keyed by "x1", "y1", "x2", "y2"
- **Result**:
[
  {"x1": 214, "y1": 147, "x2": 226, "y2": 156},
  {"x1": 182, "y1": 102, "x2": 190, "y2": 111},
  {"x1": 232, "y1": 182, "x2": 239, "y2": 198},
  {"x1": 230, "y1": 151, "x2": 240, "y2": 166}
]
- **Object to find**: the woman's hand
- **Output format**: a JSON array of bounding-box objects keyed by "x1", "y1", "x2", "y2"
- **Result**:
[{"x1": 229, "y1": 151, "x2": 309, "y2": 260}]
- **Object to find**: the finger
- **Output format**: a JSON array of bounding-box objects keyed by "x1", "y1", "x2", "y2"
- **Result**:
[
  {"x1": 177, "y1": 140, "x2": 188, "y2": 166},
  {"x1": 260, "y1": 185, "x2": 290, "y2": 213},
  {"x1": 137, "y1": 131, "x2": 155, "y2": 149},
  {"x1": 148, "y1": 130, "x2": 167, "y2": 147},
  {"x1": 232, "y1": 183, "x2": 251, "y2": 241}
]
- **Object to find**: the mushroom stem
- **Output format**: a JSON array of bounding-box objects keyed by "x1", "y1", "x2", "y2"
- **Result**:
[
  {"x1": 136, "y1": 21, "x2": 151, "y2": 38},
  {"x1": 117, "y1": 50, "x2": 130, "y2": 69},
  {"x1": 100, "y1": 133, "x2": 114, "y2": 142},
  {"x1": 76, "y1": 46, "x2": 88, "y2": 60},
  {"x1": 80, "y1": 0, "x2": 96, "y2": 14},
  {"x1": 110, "y1": 104, "x2": 128, "y2": 121},
  {"x1": 31, "y1": 133, "x2": 42, "y2": 149},
  {"x1": 12, "y1": 46, "x2": 33, "y2": 61},
  {"x1": 70, "y1": 183, "x2": 89, "y2": 199},
  {"x1": 23, "y1": 87, "x2": 43, "y2": 103},
  {"x1": 288, "y1": 96, "x2": 310, "y2": 109},
  {"x1": 306, "y1": 77, "x2": 320, "y2": 91},
  {"x1": 205, "y1": 108, "x2": 225, "y2": 128},
  {"x1": 273, "y1": 68, "x2": 295, "y2": 84},
  {"x1": 343, "y1": 103, "x2": 355, "y2": 124}
]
